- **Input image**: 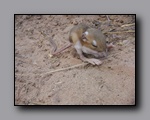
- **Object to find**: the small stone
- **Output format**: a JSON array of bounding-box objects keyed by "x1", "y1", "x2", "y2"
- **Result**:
[
  {"x1": 49, "y1": 54, "x2": 53, "y2": 58},
  {"x1": 36, "y1": 15, "x2": 42, "y2": 20},
  {"x1": 120, "y1": 20, "x2": 124, "y2": 23},
  {"x1": 118, "y1": 47, "x2": 123, "y2": 51},
  {"x1": 123, "y1": 40, "x2": 129, "y2": 45},
  {"x1": 108, "y1": 66, "x2": 113, "y2": 70},
  {"x1": 117, "y1": 41, "x2": 123, "y2": 46},
  {"x1": 73, "y1": 21, "x2": 78, "y2": 25},
  {"x1": 100, "y1": 15, "x2": 106, "y2": 18},
  {"x1": 93, "y1": 20, "x2": 101, "y2": 26},
  {"x1": 52, "y1": 22, "x2": 58, "y2": 26},
  {"x1": 55, "y1": 62, "x2": 60, "y2": 67},
  {"x1": 33, "y1": 61, "x2": 37, "y2": 65}
]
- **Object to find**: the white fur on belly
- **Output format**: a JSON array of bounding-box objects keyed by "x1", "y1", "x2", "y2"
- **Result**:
[
  {"x1": 74, "y1": 40, "x2": 82, "y2": 49},
  {"x1": 82, "y1": 46, "x2": 107, "y2": 58},
  {"x1": 82, "y1": 46, "x2": 98, "y2": 55}
]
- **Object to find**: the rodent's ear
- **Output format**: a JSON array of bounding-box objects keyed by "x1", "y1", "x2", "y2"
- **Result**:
[
  {"x1": 82, "y1": 32, "x2": 88, "y2": 42},
  {"x1": 92, "y1": 40, "x2": 97, "y2": 47},
  {"x1": 84, "y1": 31, "x2": 89, "y2": 35}
]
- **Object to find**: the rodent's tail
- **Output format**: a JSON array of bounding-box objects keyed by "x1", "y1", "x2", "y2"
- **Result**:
[
  {"x1": 50, "y1": 37, "x2": 72, "y2": 55},
  {"x1": 52, "y1": 43, "x2": 72, "y2": 55}
]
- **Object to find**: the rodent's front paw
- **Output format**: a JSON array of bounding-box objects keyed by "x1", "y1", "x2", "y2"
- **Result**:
[{"x1": 87, "y1": 58, "x2": 102, "y2": 65}]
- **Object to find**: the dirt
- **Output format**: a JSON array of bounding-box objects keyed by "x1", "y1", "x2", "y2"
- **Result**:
[{"x1": 15, "y1": 15, "x2": 135, "y2": 105}]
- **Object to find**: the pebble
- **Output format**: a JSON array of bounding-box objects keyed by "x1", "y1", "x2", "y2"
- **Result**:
[
  {"x1": 123, "y1": 40, "x2": 130, "y2": 45},
  {"x1": 52, "y1": 22, "x2": 58, "y2": 26}
]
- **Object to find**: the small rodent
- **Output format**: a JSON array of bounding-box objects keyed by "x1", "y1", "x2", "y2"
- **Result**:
[{"x1": 50, "y1": 24, "x2": 114, "y2": 65}]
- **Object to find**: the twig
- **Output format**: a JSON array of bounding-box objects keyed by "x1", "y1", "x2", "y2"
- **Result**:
[
  {"x1": 15, "y1": 63, "x2": 89, "y2": 76},
  {"x1": 41, "y1": 63, "x2": 89, "y2": 76},
  {"x1": 121, "y1": 23, "x2": 135, "y2": 27},
  {"x1": 106, "y1": 15, "x2": 111, "y2": 26},
  {"x1": 29, "y1": 102, "x2": 48, "y2": 105},
  {"x1": 105, "y1": 30, "x2": 135, "y2": 34},
  {"x1": 106, "y1": 15, "x2": 110, "y2": 21}
]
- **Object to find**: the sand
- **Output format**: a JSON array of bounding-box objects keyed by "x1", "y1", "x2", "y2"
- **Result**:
[{"x1": 15, "y1": 15, "x2": 135, "y2": 105}]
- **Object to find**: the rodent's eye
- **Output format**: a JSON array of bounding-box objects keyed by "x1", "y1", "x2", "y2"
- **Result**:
[{"x1": 92, "y1": 40, "x2": 97, "y2": 47}]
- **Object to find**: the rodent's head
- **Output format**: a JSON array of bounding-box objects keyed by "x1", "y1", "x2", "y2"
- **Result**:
[{"x1": 81, "y1": 28, "x2": 107, "y2": 53}]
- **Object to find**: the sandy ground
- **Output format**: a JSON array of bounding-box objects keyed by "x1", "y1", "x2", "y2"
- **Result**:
[{"x1": 15, "y1": 15, "x2": 135, "y2": 105}]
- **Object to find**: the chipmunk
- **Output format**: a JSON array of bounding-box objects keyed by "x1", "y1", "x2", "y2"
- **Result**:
[{"x1": 50, "y1": 24, "x2": 114, "y2": 65}]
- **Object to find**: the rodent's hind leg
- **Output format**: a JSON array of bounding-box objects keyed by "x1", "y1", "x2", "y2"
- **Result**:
[{"x1": 74, "y1": 41, "x2": 102, "y2": 65}]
